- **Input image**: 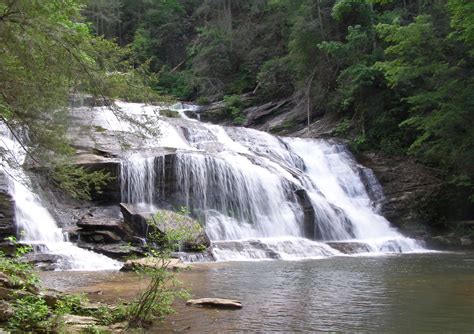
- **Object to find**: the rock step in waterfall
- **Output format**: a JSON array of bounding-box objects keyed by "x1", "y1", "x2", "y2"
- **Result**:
[{"x1": 103, "y1": 101, "x2": 425, "y2": 261}]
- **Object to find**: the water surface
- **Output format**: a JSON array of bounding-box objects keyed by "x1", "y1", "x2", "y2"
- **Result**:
[
  {"x1": 161, "y1": 253, "x2": 473, "y2": 333},
  {"x1": 40, "y1": 252, "x2": 474, "y2": 333}
]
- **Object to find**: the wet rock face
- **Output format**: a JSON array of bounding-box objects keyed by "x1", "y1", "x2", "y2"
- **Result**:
[
  {"x1": 0, "y1": 173, "x2": 16, "y2": 240},
  {"x1": 358, "y1": 153, "x2": 437, "y2": 238},
  {"x1": 294, "y1": 189, "x2": 317, "y2": 240},
  {"x1": 425, "y1": 233, "x2": 473, "y2": 250}
]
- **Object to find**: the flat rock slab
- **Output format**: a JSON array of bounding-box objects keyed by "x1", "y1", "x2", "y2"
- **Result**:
[
  {"x1": 186, "y1": 298, "x2": 242, "y2": 309},
  {"x1": 63, "y1": 314, "x2": 98, "y2": 325},
  {"x1": 121, "y1": 257, "x2": 189, "y2": 271}
]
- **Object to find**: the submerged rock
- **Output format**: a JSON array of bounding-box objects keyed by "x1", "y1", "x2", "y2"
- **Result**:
[{"x1": 186, "y1": 298, "x2": 242, "y2": 309}]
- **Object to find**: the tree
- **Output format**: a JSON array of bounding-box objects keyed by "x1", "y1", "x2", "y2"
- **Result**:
[{"x1": 0, "y1": 0, "x2": 156, "y2": 199}]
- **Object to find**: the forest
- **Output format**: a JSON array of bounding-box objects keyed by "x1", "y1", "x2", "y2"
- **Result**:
[{"x1": 0, "y1": 0, "x2": 473, "y2": 233}]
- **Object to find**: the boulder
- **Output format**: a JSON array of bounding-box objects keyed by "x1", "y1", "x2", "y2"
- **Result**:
[
  {"x1": 186, "y1": 298, "x2": 242, "y2": 309},
  {"x1": 150, "y1": 209, "x2": 210, "y2": 251},
  {"x1": 120, "y1": 203, "x2": 153, "y2": 237},
  {"x1": 0, "y1": 300, "x2": 14, "y2": 322},
  {"x1": 40, "y1": 289, "x2": 62, "y2": 308}
]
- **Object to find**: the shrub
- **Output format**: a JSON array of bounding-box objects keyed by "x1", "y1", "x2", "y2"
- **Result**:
[
  {"x1": 7, "y1": 295, "x2": 50, "y2": 333},
  {"x1": 223, "y1": 95, "x2": 246, "y2": 125}
]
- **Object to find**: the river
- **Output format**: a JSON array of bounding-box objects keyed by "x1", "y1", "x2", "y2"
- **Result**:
[{"x1": 40, "y1": 251, "x2": 474, "y2": 333}]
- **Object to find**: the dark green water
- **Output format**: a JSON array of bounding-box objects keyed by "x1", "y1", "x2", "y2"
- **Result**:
[{"x1": 161, "y1": 252, "x2": 474, "y2": 333}]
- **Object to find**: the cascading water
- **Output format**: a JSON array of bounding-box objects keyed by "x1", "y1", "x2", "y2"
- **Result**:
[
  {"x1": 0, "y1": 126, "x2": 120, "y2": 271},
  {"x1": 93, "y1": 101, "x2": 425, "y2": 261}
]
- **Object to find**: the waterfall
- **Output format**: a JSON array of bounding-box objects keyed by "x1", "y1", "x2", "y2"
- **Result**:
[
  {"x1": 101, "y1": 102, "x2": 425, "y2": 261},
  {"x1": 0, "y1": 126, "x2": 120, "y2": 271}
]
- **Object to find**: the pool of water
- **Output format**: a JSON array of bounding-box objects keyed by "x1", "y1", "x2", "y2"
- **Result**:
[{"x1": 40, "y1": 252, "x2": 474, "y2": 332}]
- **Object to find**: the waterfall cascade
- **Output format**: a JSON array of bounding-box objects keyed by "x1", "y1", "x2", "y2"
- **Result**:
[
  {"x1": 0, "y1": 126, "x2": 120, "y2": 271},
  {"x1": 103, "y1": 102, "x2": 424, "y2": 261}
]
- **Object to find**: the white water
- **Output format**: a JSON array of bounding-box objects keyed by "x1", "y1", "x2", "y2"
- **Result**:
[
  {"x1": 91, "y1": 101, "x2": 426, "y2": 261},
  {"x1": 0, "y1": 126, "x2": 120, "y2": 271}
]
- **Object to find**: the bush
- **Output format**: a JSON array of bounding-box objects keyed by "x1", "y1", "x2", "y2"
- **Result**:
[
  {"x1": 256, "y1": 57, "x2": 295, "y2": 100},
  {"x1": 223, "y1": 95, "x2": 246, "y2": 125},
  {"x1": 0, "y1": 237, "x2": 38, "y2": 289},
  {"x1": 7, "y1": 295, "x2": 50, "y2": 333},
  {"x1": 126, "y1": 212, "x2": 196, "y2": 328}
]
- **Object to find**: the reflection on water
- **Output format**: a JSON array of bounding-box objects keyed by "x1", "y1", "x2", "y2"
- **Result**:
[{"x1": 40, "y1": 253, "x2": 474, "y2": 332}]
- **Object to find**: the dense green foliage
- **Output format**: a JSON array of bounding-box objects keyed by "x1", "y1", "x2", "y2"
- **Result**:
[{"x1": 87, "y1": 0, "x2": 473, "y2": 224}]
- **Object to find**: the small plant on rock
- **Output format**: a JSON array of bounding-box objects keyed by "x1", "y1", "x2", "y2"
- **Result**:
[{"x1": 126, "y1": 214, "x2": 195, "y2": 328}]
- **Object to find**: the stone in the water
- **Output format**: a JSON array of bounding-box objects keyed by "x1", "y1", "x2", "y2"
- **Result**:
[
  {"x1": 121, "y1": 257, "x2": 189, "y2": 272},
  {"x1": 186, "y1": 298, "x2": 242, "y2": 309}
]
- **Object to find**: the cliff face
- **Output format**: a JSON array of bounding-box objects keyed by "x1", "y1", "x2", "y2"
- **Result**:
[{"x1": 357, "y1": 153, "x2": 437, "y2": 237}]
